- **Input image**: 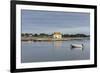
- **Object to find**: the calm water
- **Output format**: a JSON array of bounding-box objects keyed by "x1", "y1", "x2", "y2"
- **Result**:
[{"x1": 21, "y1": 39, "x2": 90, "y2": 63}]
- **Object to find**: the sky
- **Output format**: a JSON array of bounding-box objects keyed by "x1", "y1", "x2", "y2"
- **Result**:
[{"x1": 21, "y1": 9, "x2": 90, "y2": 35}]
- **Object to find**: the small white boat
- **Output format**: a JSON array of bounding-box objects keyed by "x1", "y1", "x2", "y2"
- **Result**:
[{"x1": 71, "y1": 44, "x2": 83, "y2": 48}]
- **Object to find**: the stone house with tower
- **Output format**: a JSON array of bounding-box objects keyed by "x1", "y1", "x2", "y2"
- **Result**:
[{"x1": 53, "y1": 32, "x2": 62, "y2": 39}]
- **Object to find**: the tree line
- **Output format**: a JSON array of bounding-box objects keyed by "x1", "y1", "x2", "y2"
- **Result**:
[
  {"x1": 21, "y1": 33, "x2": 89, "y2": 37},
  {"x1": 62, "y1": 34, "x2": 89, "y2": 37},
  {"x1": 21, "y1": 33, "x2": 52, "y2": 37}
]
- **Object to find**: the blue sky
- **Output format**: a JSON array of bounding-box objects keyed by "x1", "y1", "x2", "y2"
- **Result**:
[{"x1": 21, "y1": 10, "x2": 90, "y2": 35}]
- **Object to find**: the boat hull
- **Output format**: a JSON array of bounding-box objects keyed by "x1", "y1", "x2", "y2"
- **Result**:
[{"x1": 71, "y1": 44, "x2": 83, "y2": 48}]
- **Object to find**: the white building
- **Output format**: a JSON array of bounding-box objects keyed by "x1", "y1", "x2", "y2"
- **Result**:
[{"x1": 53, "y1": 32, "x2": 62, "y2": 39}]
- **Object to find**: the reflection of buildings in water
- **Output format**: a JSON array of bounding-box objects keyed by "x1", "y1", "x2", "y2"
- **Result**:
[
  {"x1": 46, "y1": 41, "x2": 52, "y2": 45},
  {"x1": 27, "y1": 40, "x2": 33, "y2": 43},
  {"x1": 53, "y1": 41, "x2": 62, "y2": 48}
]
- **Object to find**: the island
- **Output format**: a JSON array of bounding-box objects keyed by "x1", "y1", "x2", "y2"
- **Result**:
[{"x1": 21, "y1": 32, "x2": 90, "y2": 41}]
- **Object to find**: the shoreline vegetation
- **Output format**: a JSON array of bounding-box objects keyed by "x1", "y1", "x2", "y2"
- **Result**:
[{"x1": 21, "y1": 33, "x2": 90, "y2": 41}]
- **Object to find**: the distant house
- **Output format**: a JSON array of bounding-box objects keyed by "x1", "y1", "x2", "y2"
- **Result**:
[
  {"x1": 28, "y1": 34, "x2": 33, "y2": 37},
  {"x1": 53, "y1": 32, "x2": 62, "y2": 39}
]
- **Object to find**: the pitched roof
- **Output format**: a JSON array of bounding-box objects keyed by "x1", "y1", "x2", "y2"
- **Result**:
[{"x1": 53, "y1": 32, "x2": 61, "y2": 35}]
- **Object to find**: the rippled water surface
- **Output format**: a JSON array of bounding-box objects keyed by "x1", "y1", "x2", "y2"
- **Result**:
[{"x1": 21, "y1": 40, "x2": 90, "y2": 63}]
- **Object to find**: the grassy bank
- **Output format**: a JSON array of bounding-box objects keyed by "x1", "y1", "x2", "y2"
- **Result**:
[{"x1": 21, "y1": 37, "x2": 89, "y2": 41}]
